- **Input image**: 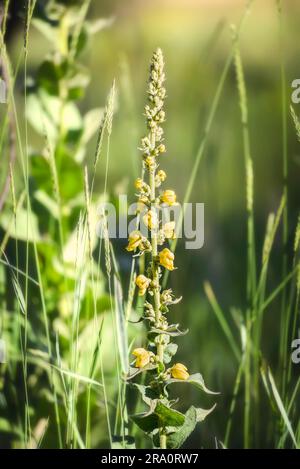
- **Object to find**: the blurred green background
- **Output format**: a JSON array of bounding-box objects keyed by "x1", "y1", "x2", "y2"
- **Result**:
[{"x1": 2, "y1": 0, "x2": 300, "y2": 448}]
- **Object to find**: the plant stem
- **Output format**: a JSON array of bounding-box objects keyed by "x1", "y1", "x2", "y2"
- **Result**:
[
  {"x1": 159, "y1": 433, "x2": 167, "y2": 450},
  {"x1": 149, "y1": 145, "x2": 165, "y2": 446},
  {"x1": 149, "y1": 157, "x2": 164, "y2": 357}
]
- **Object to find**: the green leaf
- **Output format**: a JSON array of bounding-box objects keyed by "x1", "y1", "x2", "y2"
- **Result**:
[
  {"x1": 31, "y1": 152, "x2": 83, "y2": 201},
  {"x1": 61, "y1": 102, "x2": 83, "y2": 130},
  {"x1": 53, "y1": 152, "x2": 83, "y2": 201},
  {"x1": 31, "y1": 154, "x2": 52, "y2": 194},
  {"x1": 163, "y1": 343, "x2": 178, "y2": 364},
  {"x1": 132, "y1": 401, "x2": 185, "y2": 434},
  {"x1": 0, "y1": 206, "x2": 41, "y2": 243},
  {"x1": 32, "y1": 18, "x2": 59, "y2": 45},
  {"x1": 37, "y1": 59, "x2": 68, "y2": 95},
  {"x1": 70, "y1": 28, "x2": 88, "y2": 59},
  {"x1": 167, "y1": 405, "x2": 216, "y2": 449},
  {"x1": 150, "y1": 325, "x2": 188, "y2": 337},
  {"x1": 165, "y1": 373, "x2": 219, "y2": 395},
  {"x1": 194, "y1": 405, "x2": 217, "y2": 422},
  {"x1": 130, "y1": 383, "x2": 158, "y2": 407},
  {"x1": 26, "y1": 90, "x2": 82, "y2": 142},
  {"x1": 26, "y1": 92, "x2": 56, "y2": 141},
  {"x1": 86, "y1": 17, "x2": 114, "y2": 35},
  {"x1": 34, "y1": 190, "x2": 59, "y2": 219},
  {"x1": 131, "y1": 412, "x2": 158, "y2": 433},
  {"x1": 0, "y1": 418, "x2": 23, "y2": 437},
  {"x1": 155, "y1": 402, "x2": 185, "y2": 427},
  {"x1": 66, "y1": 67, "x2": 90, "y2": 100},
  {"x1": 126, "y1": 363, "x2": 157, "y2": 380}
]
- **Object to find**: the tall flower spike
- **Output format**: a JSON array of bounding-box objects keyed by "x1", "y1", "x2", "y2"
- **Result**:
[
  {"x1": 126, "y1": 49, "x2": 215, "y2": 450},
  {"x1": 142, "y1": 48, "x2": 166, "y2": 168}
]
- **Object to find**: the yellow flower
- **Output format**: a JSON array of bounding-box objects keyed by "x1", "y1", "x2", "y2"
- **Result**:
[
  {"x1": 132, "y1": 348, "x2": 153, "y2": 368},
  {"x1": 137, "y1": 197, "x2": 148, "y2": 208},
  {"x1": 163, "y1": 221, "x2": 176, "y2": 239},
  {"x1": 145, "y1": 156, "x2": 156, "y2": 170},
  {"x1": 135, "y1": 178, "x2": 144, "y2": 190},
  {"x1": 170, "y1": 363, "x2": 189, "y2": 380},
  {"x1": 143, "y1": 210, "x2": 158, "y2": 230},
  {"x1": 126, "y1": 231, "x2": 142, "y2": 251},
  {"x1": 157, "y1": 169, "x2": 167, "y2": 182},
  {"x1": 160, "y1": 189, "x2": 177, "y2": 206},
  {"x1": 156, "y1": 143, "x2": 166, "y2": 155},
  {"x1": 136, "y1": 274, "x2": 151, "y2": 296},
  {"x1": 159, "y1": 248, "x2": 175, "y2": 270}
]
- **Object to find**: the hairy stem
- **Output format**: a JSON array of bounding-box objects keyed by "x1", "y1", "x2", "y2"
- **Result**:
[
  {"x1": 159, "y1": 433, "x2": 167, "y2": 450},
  {"x1": 149, "y1": 146, "x2": 165, "y2": 447}
]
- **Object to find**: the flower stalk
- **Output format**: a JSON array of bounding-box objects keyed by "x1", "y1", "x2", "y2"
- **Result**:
[
  {"x1": 148, "y1": 52, "x2": 166, "y2": 446},
  {"x1": 126, "y1": 48, "x2": 215, "y2": 450}
]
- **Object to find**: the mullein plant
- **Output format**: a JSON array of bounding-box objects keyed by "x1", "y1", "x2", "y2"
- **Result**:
[{"x1": 126, "y1": 49, "x2": 216, "y2": 449}]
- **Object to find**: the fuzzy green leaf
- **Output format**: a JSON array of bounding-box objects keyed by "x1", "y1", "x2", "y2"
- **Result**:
[
  {"x1": 131, "y1": 401, "x2": 185, "y2": 434},
  {"x1": 0, "y1": 207, "x2": 41, "y2": 243},
  {"x1": 131, "y1": 412, "x2": 158, "y2": 433},
  {"x1": 163, "y1": 343, "x2": 178, "y2": 364},
  {"x1": 86, "y1": 17, "x2": 114, "y2": 35},
  {"x1": 155, "y1": 402, "x2": 185, "y2": 427},
  {"x1": 149, "y1": 326, "x2": 188, "y2": 337},
  {"x1": 165, "y1": 373, "x2": 219, "y2": 395},
  {"x1": 126, "y1": 363, "x2": 157, "y2": 381},
  {"x1": 167, "y1": 405, "x2": 216, "y2": 449},
  {"x1": 37, "y1": 60, "x2": 68, "y2": 96},
  {"x1": 26, "y1": 90, "x2": 82, "y2": 142},
  {"x1": 130, "y1": 383, "x2": 158, "y2": 407},
  {"x1": 32, "y1": 19, "x2": 59, "y2": 45},
  {"x1": 34, "y1": 190, "x2": 59, "y2": 219}
]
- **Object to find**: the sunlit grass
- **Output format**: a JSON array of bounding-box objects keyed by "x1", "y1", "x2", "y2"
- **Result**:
[{"x1": 0, "y1": 0, "x2": 299, "y2": 449}]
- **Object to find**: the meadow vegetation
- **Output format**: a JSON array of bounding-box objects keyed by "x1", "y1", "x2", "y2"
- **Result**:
[{"x1": 0, "y1": 0, "x2": 299, "y2": 449}]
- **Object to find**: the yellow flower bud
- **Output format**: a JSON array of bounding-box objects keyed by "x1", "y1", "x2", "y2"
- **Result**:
[
  {"x1": 163, "y1": 221, "x2": 176, "y2": 239},
  {"x1": 170, "y1": 363, "x2": 189, "y2": 380},
  {"x1": 126, "y1": 231, "x2": 142, "y2": 252},
  {"x1": 135, "y1": 178, "x2": 144, "y2": 190},
  {"x1": 136, "y1": 274, "x2": 151, "y2": 296},
  {"x1": 157, "y1": 143, "x2": 166, "y2": 154},
  {"x1": 143, "y1": 210, "x2": 158, "y2": 230},
  {"x1": 160, "y1": 189, "x2": 177, "y2": 206},
  {"x1": 137, "y1": 196, "x2": 148, "y2": 206},
  {"x1": 159, "y1": 248, "x2": 175, "y2": 270},
  {"x1": 157, "y1": 170, "x2": 167, "y2": 182},
  {"x1": 145, "y1": 156, "x2": 156, "y2": 170},
  {"x1": 132, "y1": 348, "x2": 153, "y2": 368}
]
